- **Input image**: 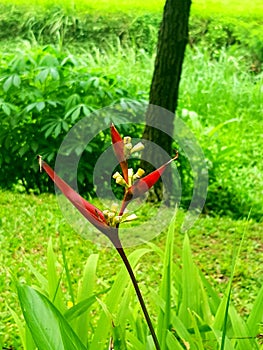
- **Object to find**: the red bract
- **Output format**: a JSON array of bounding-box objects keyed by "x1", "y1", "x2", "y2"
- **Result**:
[
  {"x1": 110, "y1": 123, "x2": 128, "y2": 183},
  {"x1": 38, "y1": 157, "x2": 116, "y2": 239},
  {"x1": 118, "y1": 152, "x2": 179, "y2": 215},
  {"x1": 129, "y1": 153, "x2": 178, "y2": 199}
]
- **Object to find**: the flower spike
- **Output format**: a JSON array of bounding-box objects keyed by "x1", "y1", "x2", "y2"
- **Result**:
[{"x1": 38, "y1": 156, "x2": 116, "y2": 238}]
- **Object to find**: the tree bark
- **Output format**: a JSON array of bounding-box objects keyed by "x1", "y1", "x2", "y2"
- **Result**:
[{"x1": 141, "y1": 0, "x2": 191, "y2": 203}]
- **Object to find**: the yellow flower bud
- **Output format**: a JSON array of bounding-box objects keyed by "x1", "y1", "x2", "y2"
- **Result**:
[
  {"x1": 112, "y1": 172, "x2": 127, "y2": 187},
  {"x1": 108, "y1": 212, "x2": 115, "y2": 219},
  {"x1": 113, "y1": 216, "x2": 122, "y2": 225},
  {"x1": 130, "y1": 142, "x2": 144, "y2": 154},
  {"x1": 103, "y1": 209, "x2": 109, "y2": 218},
  {"x1": 112, "y1": 171, "x2": 121, "y2": 179},
  {"x1": 123, "y1": 136, "x2": 131, "y2": 144},
  {"x1": 124, "y1": 214, "x2": 137, "y2": 222},
  {"x1": 133, "y1": 168, "x2": 145, "y2": 180}
]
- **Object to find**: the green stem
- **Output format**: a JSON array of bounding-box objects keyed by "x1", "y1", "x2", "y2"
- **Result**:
[{"x1": 115, "y1": 246, "x2": 161, "y2": 350}]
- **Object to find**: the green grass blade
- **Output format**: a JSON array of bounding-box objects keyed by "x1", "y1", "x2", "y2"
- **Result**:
[
  {"x1": 220, "y1": 217, "x2": 248, "y2": 350},
  {"x1": 170, "y1": 314, "x2": 196, "y2": 349},
  {"x1": 247, "y1": 284, "x2": 263, "y2": 336},
  {"x1": 75, "y1": 254, "x2": 99, "y2": 344},
  {"x1": 25, "y1": 259, "x2": 48, "y2": 291},
  {"x1": 166, "y1": 330, "x2": 185, "y2": 350},
  {"x1": 157, "y1": 211, "x2": 176, "y2": 349},
  {"x1": 8, "y1": 306, "x2": 27, "y2": 349},
  {"x1": 126, "y1": 332, "x2": 145, "y2": 350},
  {"x1": 76, "y1": 254, "x2": 99, "y2": 303},
  {"x1": 178, "y1": 233, "x2": 200, "y2": 328},
  {"x1": 189, "y1": 311, "x2": 205, "y2": 350},
  {"x1": 96, "y1": 297, "x2": 128, "y2": 350},
  {"x1": 47, "y1": 237, "x2": 65, "y2": 313},
  {"x1": 64, "y1": 295, "x2": 97, "y2": 321},
  {"x1": 17, "y1": 284, "x2": 86, "y2": 350},
  {"x1": 198, "y1": 270, "x2": 220, "y2": 315},
  {"x1": 213, "y1": 284, "x2": 231, "y2": 331},
  {"x1": 59, "y1": 231, "x2": 75, "y2": 304},
  {"x1": 210, "y1": 327, "x2": 235, "y2": 350},
  {"x1": 229, "y1": 305, "x2": 259, "y2": 350},
  {"x1": 220, "y1": 283, "x2": 233, "y2": 350}
]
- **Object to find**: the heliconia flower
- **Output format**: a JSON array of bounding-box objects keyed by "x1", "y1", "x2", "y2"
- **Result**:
[
  {"x1": 37, "y1": 156, "x2": 118, "y2": 241},
  {"x1": 110, "y1": 123, "x2": 128, "y2": 183}
]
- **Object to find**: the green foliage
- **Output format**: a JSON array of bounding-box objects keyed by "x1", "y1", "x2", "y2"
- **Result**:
[
  {"x1": 11, "y1": 214, "x2": 263, "y2": 349},
  {"x1": 0, "y1": 4, "x2": 262, "y2": 63},
  {"x1": 1, "y1": 191, "x2": 262, "y2": 348},
  {"x1": 178, "y1": 48, "x2": 263, "y2": 220},
  {"x1": 0, "y1": 44, "x2": 146, "y2": 193}
]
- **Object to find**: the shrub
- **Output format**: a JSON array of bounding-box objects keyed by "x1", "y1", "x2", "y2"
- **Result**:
[{"x1": 0, "y1": 44, "x2": 146, "y2": 193}]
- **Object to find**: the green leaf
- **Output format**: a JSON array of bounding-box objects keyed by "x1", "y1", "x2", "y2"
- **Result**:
[
  {"x1": 247, "y1": 284, "x2": 263, "y2": 336},
  {"x1": 178, "y1": 233, "x2": 200, "y2": 327},
  {"x1": 8, "y1": 306, "x2": 27, "y2": 349},
  {"x1": 53, "y1": 123, "x2": 62, "y2": 137},
  {"x1": 17, "y1": 284, "x2": 87, "y2": 350},
  {"x1": 170, "y1": 315, "x2": 195, "y2": 349},
  {"x1": 166, "y1": 331, "x2": 184, "y2": 350},
  {"x1": 157, "y1": 211, "x2": 176, "y2": 349},
  {"x1": 47, "y1": 238, "x2": 65, "y2": 313},
  {"x1": 13, "y1": 74, "x2": 21, "y2": 87},
  {"x1": 36, "y1": 68, "x2": 49, "y2": 83},
  {"x1": 2, "y1": 103, "x2": 11, "y2": 116},
  {"x1": 25, "y1": 102, "x2": 37, "y2": 113},
  {"x1": 71, "y1": 106, "x2": 81, "y2": 122},
  {"x1": 229, "y1": 305, "x2": 257, "y2": 350},
  {"x1": 36, "y1": 101, "x2": 45, "y2": 112},
  {"x1": 64, "y1": 296, "x2": 97, "y2": 322},
  {"x1": 3, "y1": 76, "x2": 13, "y2": 92},
  {"x1": 50, "y1": 67, "x2": 60, "y2": 80}
]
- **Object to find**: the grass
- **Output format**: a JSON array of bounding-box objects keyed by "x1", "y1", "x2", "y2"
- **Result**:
[
  {"x1": 0, "y1": 191, "x2": 262, "y2": 348},
  {"x1": 0, "y1": 0, "x2": 263, "y2": 18}
]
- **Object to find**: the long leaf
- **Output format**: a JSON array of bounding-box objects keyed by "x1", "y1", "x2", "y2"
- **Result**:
[
  {"x1": 75, "y1": 254, "x2": 99, "y2": 344},
  {"x1": 157, "y1": 211, "x2": 176, "y2": 348},
  {"x1": 229, "y1": 305, "x2": 258, "y2": 350},
  {"x1": 60, "y1": 231, "x2": 75, "y2": 304},
  {"x1": 64, "y1": 295, "x2": 97, "y2": 322},
  {"x1": 166, "y1": 330, "x2": 185, "y2": 350},
  {"x1": 47, "y1": 237, "x2": 65, "y2": 313},
  {"x1": 247, "y1": 284, "x2": 263, "y2": 336},
  {"x1": 17, "y1": 284, "x2": 87, "y2": 350},
  {"x1": 179, "y1": 233, "x2": 200, "y2": 327}
]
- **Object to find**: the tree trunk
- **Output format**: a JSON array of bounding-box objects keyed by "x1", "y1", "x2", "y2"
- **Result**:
[{"x1": 141, "y1": 0, "x2": 191, "y2": 203}]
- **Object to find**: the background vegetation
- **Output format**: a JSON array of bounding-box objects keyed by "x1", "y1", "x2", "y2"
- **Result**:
[{"x1": 0, "y1": 0, "x2": 262, "y2": 348}]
